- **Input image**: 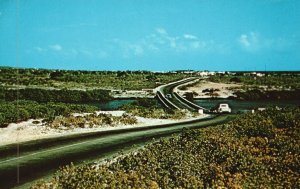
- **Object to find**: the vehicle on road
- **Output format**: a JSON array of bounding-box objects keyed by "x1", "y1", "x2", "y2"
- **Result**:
[
  {"x1": 165, "y1": 94, "x2": 172, "y2": 99},
  {"x1": 218, "y1": 103, "x2": 231, "y2": 113}
]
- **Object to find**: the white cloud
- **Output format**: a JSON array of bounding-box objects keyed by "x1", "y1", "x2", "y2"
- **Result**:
[
  {"x1": 239, "y1": 34, "x2": 251, "y2": 47},
  {"x1": 190, "y1": 41, "x2": 206, "y2": 49},
  {"x1": 169, "y1": 38, "x2": 177, "y2": 48},
  {"x1": 49, "y1": 44, "x2": 62, "y2": 51},
  {"x1": 32, "y1": 45, "x2": 110, "y2": 60},
  {"x1": 152, "y1": 29, "x2": 218, "y2": 52},
  {"x1": 238, "y1": 32, "x2": 291, "y2": 52},
  {"x1": 156, "y1": 28, "x2": 167, "y2": 35},
  {"x1": 129, "y1": 45, "x2": 144, "y2": 56},
  {"x1": 146, "y1": 42, "x2": 159, "y2": 51},
  {"x1": 110, "y1": 27, "x2": 228, "y2": 57},
  {"x1": 183, "y1": 34, "x2": 197, "y2": 40},
  {"x1": 112, "y1": 39, "x2": 144, "y2": 58},
  {"x1": 238, "y1": 32, "x2": 259, "y2": 51},
  {"x1": 67, "y1": 48, "x2": 109, "y2": 59},
  {"x1": 153, "y1": 28, "x2": 179, "y2": 49},
  {"x1": 34, "y1": 46, "x2": 46, "y2": 53}
]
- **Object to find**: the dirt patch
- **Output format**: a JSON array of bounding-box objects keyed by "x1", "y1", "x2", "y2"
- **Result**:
[{"x1": 177, "y1": 81, "x2": 242, "y2": 98}]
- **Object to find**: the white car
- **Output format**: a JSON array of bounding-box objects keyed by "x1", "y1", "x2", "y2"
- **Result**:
[
  {"x1": 218, "y1": 103, "x2": 231, "y2": 113},
  {"x1": 165, "y1": 94, "x2": 172, "y2": 99}
]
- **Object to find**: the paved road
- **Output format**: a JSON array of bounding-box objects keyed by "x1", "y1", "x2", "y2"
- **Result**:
[
  {"x1": 0, "y1": 114, "x2": 236, "y2": 189},
  {"x1": 155, "y1": 77, "x2": 203, "y2": 111}
]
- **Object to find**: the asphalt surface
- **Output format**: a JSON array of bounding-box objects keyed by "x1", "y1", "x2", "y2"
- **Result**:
[
  {"x1": 156, "y1": 77, "x2": 202, "y2": 111},
  {"x1": 0, "y1": 115, "x2": 236, "y2": 189}
]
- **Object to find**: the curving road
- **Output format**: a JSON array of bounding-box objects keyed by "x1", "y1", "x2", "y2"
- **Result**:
[
  {"x1": 0, "y1": 115, "x2": 235, "y2": 188},
  {"x1": 155, "y1": 77, "x2": 204, "y2": 111},
  {"x1": 0, "y1": 78, "x2": 235, "y2": 189}
]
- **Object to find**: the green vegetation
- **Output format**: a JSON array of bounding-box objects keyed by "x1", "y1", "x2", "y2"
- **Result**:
[
  {"x1": 207, "y1": 73, "x2": 300, "y2": 100},
  {"x1": 0, "y1": 67, "x2": 192, "y2": 90},
  {"x1": 234, "y1": 89, "x2": 300, "y2": 100},
  {"x1": 32, "y1": 108, "x2": 299, "y2": 188},
  {"x1": 0, "y1": 100, "x2": 98, "y2": 127},
  {"x1": 121, "y1": 98, "x2": 187, "y2": 119},
  {"x1": 0, "y1": 88, "x2": 112, "y2": 103},
  {"x1": 209, "y1": 73, "x2": 300, "y2": 89},
  {"x1": 49, "y1": 113, "x2": 138, "y2": 129}
]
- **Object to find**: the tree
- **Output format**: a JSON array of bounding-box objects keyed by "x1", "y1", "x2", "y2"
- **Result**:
[
  {"x1": 230, "y1": 77, "x2": 241, "y2": 83},
  {"x1": 146, "y1": 75, "x2": 157, "y2": 81},
  {"x1": 50, "y1": 71, "x2": 64, "y2": 80}
]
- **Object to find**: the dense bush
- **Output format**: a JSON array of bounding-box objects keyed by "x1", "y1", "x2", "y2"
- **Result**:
[
  {"x1": 49, "y1": 113, "x2": 138, "y2": 129},
  {"x1": 32, "y1": 108, "x2": 299, "y2": 188},
  {"x1": 0, "y1": 100, "x2": 98, "y2": 127},
  {"x1": 209, "y1": 73, "x2": 300, "y2": 89},
  {"x1": 234, "y1": 89, "x2": 300, "y2": 100},
  {"x1": 0, "y1": 67, "x2": 191, "y2": 90},
  {"x1": 0, "y1": 88, "x2": 112, "y2": 103},
  {"x1": 121, "y1": 99, "x2": 187, "y2": 119},
  {"x1": 229, "y1": 77, "x2": 241, "y2": 83}
]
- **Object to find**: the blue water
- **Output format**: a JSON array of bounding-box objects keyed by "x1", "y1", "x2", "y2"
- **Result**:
[
  {"x1": 90, "y1": 99, "x2": 136, "y2": 110},
  {"x1": 194, "y1": 99, "x2": 300, "y2": 113},
  {"x1": 91, "y1": 99, "x2": 300, "y2": 113}
]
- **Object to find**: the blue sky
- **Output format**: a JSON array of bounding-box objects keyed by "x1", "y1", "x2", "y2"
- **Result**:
[{"x1": 0, "y1": 0, "x2": 299, "y2": 71}]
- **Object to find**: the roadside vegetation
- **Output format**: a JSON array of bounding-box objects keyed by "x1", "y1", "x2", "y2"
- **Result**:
[
  {"x1": 121, "y1": 98, "x2": 188, "y2": 119},
  {"x1": 0, "y1": 100, "x2": 98, "y2": 127},
  {"x1": 49, "y1": 113, "x2": 137, "y2": 129},
  {"x1": 0, "y1": 98, "x2": 189, "y2": 129},
  {"x1": 32, "y1": 107, "x2": 299, "y2": 188},
  {"x1": 0, "y1": 98, "x2": 190, "y2": 129},
  {"x1": 0, "y1": 67, "x2": 192, "y2": 90},
  {"x1": 0, "y1": 87, "x2": 112, "y2": 103}
]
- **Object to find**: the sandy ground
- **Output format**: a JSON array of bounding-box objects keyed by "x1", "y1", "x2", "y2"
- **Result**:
[
  {"x1": 176, "y1": 81, "x2": 242, "y2": 98},
  {"x1": 0, "y1": 111, "x2": 208, "y2": 146}
]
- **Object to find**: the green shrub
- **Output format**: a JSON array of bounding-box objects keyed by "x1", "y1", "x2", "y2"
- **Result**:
[
  {"x1": 0, "y1": 88, "x2": 112, "y2": 103},
  {"x1": 121, "y1": 99, "x2": 186, "y2": 119},
  {"x1": 0, "y1": 100, "x2": 98, "y2": 127},
  {"x1": 49, "y1": 113, "x2": 138, "y2": 129},
  {"x1": 33, "y1": 108, "x2": 300, "y2": 188},
  {"x1": 0, "y1": 67, "x2": 192, "y2": 90}
]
